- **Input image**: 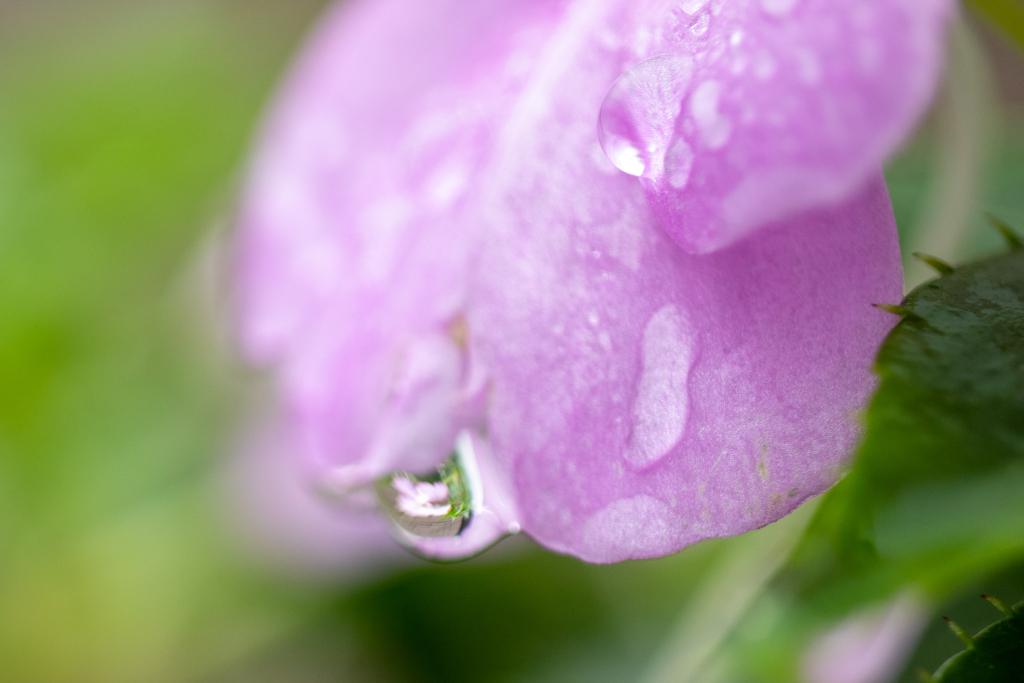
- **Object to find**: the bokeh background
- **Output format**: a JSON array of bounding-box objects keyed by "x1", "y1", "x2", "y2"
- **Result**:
[{"x1": 0, "y1": 2, "x2": 1022, "y2": 682}]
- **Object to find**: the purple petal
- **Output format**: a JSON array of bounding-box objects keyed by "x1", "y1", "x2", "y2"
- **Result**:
[
  {"x1": 465, "y1": 0, "x2": 904, "y2": 561},
  {"x1": 802, "y1": 592, "x2": 931, "y2": 683},
  {"x1": 594, "y1": 0, "x2": 953, "y2": 253},
  {"x1": 235, "y1": 0, "x2": 919, "y2": 563},
  {"x1": 473, "y1": 169, "x2": 902, "y2": 560},
  {"x1": 236, "y1": 0, "x2": 566, "y2": 485}
]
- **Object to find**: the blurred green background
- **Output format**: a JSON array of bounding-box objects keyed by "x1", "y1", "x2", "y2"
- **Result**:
[{"x1": 0, "y1": 2, "x2": 1022, "y2": 682}]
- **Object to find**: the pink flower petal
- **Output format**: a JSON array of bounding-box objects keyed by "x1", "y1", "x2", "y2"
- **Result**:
[
  {"x1": 473, "y1": 166, "x2": 902, "y2": 559},
  {"x1": 802, "y1": 592, "x2": 931, "y2": 683},
  {"x1": 595, "y1": 0, "x2": 954, "y2": 253},
  {"x1": 234, "y1": 0, "x2": 927, "y2": 563},
  {"x1": 236, "y1": 0, "x2": 566, "y2": 484}
]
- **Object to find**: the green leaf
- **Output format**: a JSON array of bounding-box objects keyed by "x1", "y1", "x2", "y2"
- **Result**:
[
  {"x1": 839, "y1": 247, "x2": 1024, "y2": 594},
  {"x1": 810, "y1": 247, "x2": 1024, "y2": 594},
  {"x1": 929, "y1": 600, "x2": 1024, "y2": 682},
  {"x1": 721, "y1": 247, "x2": 1024, "y2": 683},
  {"x1": 859, "y1": 247, "x2": 1024, "y2": 503},
  {"x1": 966, "y1": 0, "x2": 1024, "y2": 54}
]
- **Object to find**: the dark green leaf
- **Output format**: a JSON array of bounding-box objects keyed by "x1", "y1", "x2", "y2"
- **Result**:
[
  {"x1": 930, "y1": 600, "x2": 1024, "y2": 683},
  {"x1": 725, "y1": 248, "x2": 1024, "y2": 683},
  {"x1": 858, "y1": 247, "x2": 1024, "y2": 506}
]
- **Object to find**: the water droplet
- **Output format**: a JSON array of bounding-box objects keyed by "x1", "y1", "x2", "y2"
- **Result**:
[
  {"x1": 375, "y1": 449, "x2": 473, "y2": 538},
  {"x1": 760, "y1": 0, "x2": 798, "y2": 16},
  {"x1": 666, "y1": 138, "x2": 694, "y2": 189},
  {"x1": 689, "y1": 80, "x2": 731, "y2": 150},
  {"x1": 598, "y1": 55, "x2": 694, "y2": 179},
  {"x1": 678, "y1": 0, "x2": 709, "y2": 14},
  {"x1": 689, "y1": 12, "x2": 710, "y2": 36},
  {"x1": 625, "y1": 304, "x2": 697, "y2": 468},
  {"x1": 374, "y1": 431, "x2": 521, "y2": 560}
]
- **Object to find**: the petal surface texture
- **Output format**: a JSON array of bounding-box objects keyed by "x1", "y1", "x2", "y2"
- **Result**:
[
  {"x1": 597, "y1": 0, "x2": 953, "y2": 253},
  {"x1": 236, "y1": 0, "x2": 914, "y2": 562},
  {"x1": 237, "y1": 0, "x2": 566, "y2": 486},
  {"x1": 468, "y1": 0, "x2": 905, "y2": 562}
]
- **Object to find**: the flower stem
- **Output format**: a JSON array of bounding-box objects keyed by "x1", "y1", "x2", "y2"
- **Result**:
[
  {"x1": 641, "y1": 497, "x2": 820, "y2": 683},
  {"x1": 904, "y1": 17, "x2": 995, "y2": 290}
]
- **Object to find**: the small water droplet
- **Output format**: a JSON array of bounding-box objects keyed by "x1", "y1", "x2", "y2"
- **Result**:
[
  {"x1": 374, "y1": 431, "x2": 521, "y2": 561},
  {"x1": 375, "y1": 443, "x2": 474, "y2": 538},
  {"x1": 689, "y1": 80, "x2": 731, "y2": 150},
  {"x1": 760, "y1": 0, "x2": 798, "y2": 16},
  {"x1": 598, "y1": 55, "x2": 694, "y2": 179},
  {"x1": 678, "y1": 0, "x2": 709, "y2": 14},
  {"x1": 666, "y1": 138, "x2": 694, "y2": 189},
  {"x1": 625, "y1": 304, "x2": 697, "y2": 468},
  {"x1": 690, "y1": 12, "x2": 710, "y2": 36}
]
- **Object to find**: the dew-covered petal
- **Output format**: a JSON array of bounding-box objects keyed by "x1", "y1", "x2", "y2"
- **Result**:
[
  {"x1": 396, "y1": 433, "x2": 523, "y2": 561},
  {"x1": 595, "y1": 0, "x2": 953, "y2": 253},
  {"x1": 476, "y1": 177, "x2": 901, "y2": 562},
  {"x1": 469, "y1": 2, "x2": 904, "y2": 560},
  {"x1": 235, "y1": 0, "x2": 565, "y2": 485},
  {"x1": 235, "y1": 0, "x2": 922, "y2": 564}
]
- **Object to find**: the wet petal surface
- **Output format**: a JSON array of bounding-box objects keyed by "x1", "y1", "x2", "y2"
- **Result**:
[{"x1": 236, "y1": 0, "x2": 922, "y2": 563}]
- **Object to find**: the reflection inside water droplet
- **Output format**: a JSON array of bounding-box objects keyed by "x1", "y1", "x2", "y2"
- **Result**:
[
  {"x1": 373, "y1": 430, "x2": 522, "y2": 561},
  {"x1": 598, "y1": 55, "x2": 693, "y2": 179},
  {"x1": 374, "y1": 438, "x2": 475, "y2": 538}
]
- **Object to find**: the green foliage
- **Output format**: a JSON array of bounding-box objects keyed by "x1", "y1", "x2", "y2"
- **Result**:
[
  {"x1": 724, "y1": 239, "x2": 1024, "y2": 683},
  {"x1": 815, "y1": 241, "x2": 1024, "y2": 587},
  {"x1": 966, "y1": 0, "x2": 1024, "y2": 53},
  {"x1": 869, "y1": 248, "x2": 1024, "y2": 483},
  {"x1": 0, "y1": 3, "x2": 1023, "y2": 683},
  {"x1": 0, "y1": 4, "x2": 328, "y2": 682},
  {"x1": 853, "y1": 244, "x2": 1024, "y2": 593},
  {"x1": 930, "y1": 599, "x2": 1024, "y2": 682}
]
